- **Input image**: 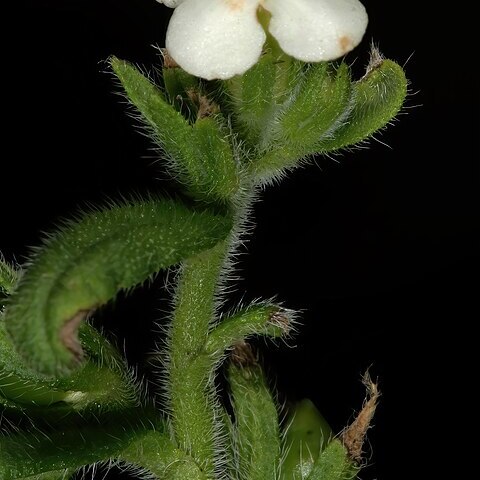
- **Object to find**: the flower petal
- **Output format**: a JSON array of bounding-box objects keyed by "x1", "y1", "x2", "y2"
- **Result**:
[
  {"x1": 264, "y1": 0, "x2": 368, "y2": 62},
  {"x1": 156, "y1": 0, "x2": 185, "y2": 7},
  {"x1": 165, "y1": 0, "x2": 266, "y2": 80}
]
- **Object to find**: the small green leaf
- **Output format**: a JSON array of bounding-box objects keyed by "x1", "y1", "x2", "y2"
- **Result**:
[
  {"x1": 111, "y1": 57, "x2": 239, "y2": 202},
  {"x1": 318, "y1": 55, "x2": 408, "y2": 152},
  {"x1": 206, "y1": 302, "x2": 294, "y2": 355},
  {"x1": 190, "y1": 116, "x2": 241, "y2": 201},
  {"x1": 228, "y1": 343, "x2": 280, "y2": 480},
  {"x1": 4, "y1": 198, "x2": 232, "y2": 376},
  {"x1": 281, "y1": 399, "x2": 332, "y2": 480},
  {"x1": 306, "y1": 439, "x2": 358, "y2": 480}
]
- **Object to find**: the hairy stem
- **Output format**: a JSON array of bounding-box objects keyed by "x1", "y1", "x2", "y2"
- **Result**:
[{"x1": 168, "y1": 239, "x2": 231, "y2": 474}]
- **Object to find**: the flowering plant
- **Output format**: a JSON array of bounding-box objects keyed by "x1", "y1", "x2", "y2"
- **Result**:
[{"x1": 1, "y1": 1, "x2": 406, "y2": 478}]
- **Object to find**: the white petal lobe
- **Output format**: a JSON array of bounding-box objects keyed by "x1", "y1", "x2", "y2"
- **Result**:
[
  {"x1": 165, "y1": 0, "x2": 266, "y2": 80},
  {"x1": 264, "y1": 0, "x2": 368, "y2": 62}
]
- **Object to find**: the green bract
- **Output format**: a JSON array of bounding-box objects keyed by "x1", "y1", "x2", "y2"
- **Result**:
[{"x1": 1, "y1": 44, "x2": 406, "y2": 479}]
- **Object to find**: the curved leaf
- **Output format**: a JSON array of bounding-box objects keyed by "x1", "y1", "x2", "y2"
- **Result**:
[
  {"x1": 206, "y1": 301, "x2": 295, "y2": 356},
  {"x1": 318, "y1": 54, "x2": 408, "y2": 152},
  {"x1": 4, "y1": 198, "x2": 232, "y2": 376}
]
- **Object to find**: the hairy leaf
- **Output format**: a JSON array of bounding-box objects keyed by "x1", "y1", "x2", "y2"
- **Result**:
[
  {"x1": 4, "y1": 198, "x2": 232, "y2": 376},
  {"x1": 276, "y1": 63, "x2": 352, "y2": 148},
  {"x1": 206, "y1": 302, "x2": 294, "y2": 355},
  {"x1": 111, "y1": 57, "x2": 239, "y2": 203},
  {"x1": 250, "y1": 62, "x2": 352, "y2": 182},
  {"x1": 228, "y1": 343, "x2": 280, "y2": 480},
  {"x1": 318, "y1": 55, "x2": 408, "y2": 151},
  {"x1": 225, "y1": 52, "x2": 277, "y2": 147}
]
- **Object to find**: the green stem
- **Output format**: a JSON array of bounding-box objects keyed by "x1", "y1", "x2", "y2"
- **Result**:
[{"x1": 168, "y1": 239, "x2": 231, "y2": 474}]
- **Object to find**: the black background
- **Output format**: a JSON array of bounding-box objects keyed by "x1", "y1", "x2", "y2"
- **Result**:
[{"x1": 3, "y1": 1, "x2": 479, "y2": 479}]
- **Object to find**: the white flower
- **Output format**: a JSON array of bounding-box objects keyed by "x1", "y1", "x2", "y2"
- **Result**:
[{"x1": 157, "y1": 0, "x2": 368, "y2": 80}]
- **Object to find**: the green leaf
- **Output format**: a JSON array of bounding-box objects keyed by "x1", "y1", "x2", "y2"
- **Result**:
[
  {"x1": 225, "y1": 53, "x2": 304, "y2": 151},
  {"x1": 281, "y1": 399, "x2": 332, "y2": 480},
  {"x1": 318, "y1": 54, "x2": 408, "y2": 152},
  {"x1": 190, "y1": 116, "x2": 240, "y2": 202},
  {"x1": 251, "y1": 62, "x2": 352, "y2": 183},
  {"x1": 276, "y1": 63, "x2": 352, "y2": 148},
  {"x1": 206, "y1": 301, "x2": 294, "y2": 355},
  {"x1": 249, "y1": 54, "x2": 407, "y2": 185},
  {"x1": 3, "y1": 198, "x2": 232, "y2": 376},
  {"x1": 0, "y1": 410, "x2": 206, "y2": 480},
  {"x1": 225, "y1": 52, "x2": 277, "y2": 147},
  {"x1": 306, "y1": 439, "x2": 358, "y2": 480},
  {"x1": 111, "y1": 57, "x2": 240, "y2": 203},
  {"x1": 228, "y1": 343, "x2": 280, "y2": 480}
]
